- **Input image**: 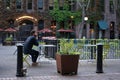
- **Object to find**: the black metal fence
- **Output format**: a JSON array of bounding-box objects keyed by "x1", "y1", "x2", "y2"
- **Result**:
[{"x1": 43, "y1": 39, "x2": 120, "y2": 59}]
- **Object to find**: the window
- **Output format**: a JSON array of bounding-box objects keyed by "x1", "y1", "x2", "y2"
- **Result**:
[
  {"x1": 49, "y1": 0, "x2": 54, "y2": 10},
  {"x1": 109, "y1": 0, "x2": 114, "y2": 14},
  {"x1": 100, "y1": 0, "x2": 104, "y2": 12},
  {"x1": 38, "y1": 20, "x2": 44, "y2": 30},
  {"x1": 38, "y1": 0, "x2": 43, "y2": 10},
  {"x1": 68, "y1": 0, "x2": 75, "y2": 11},
  {"x1": 59, "y1": 0, "x2": 64, "y2": 10},
  {"x1": 90, "y1": 0, "x2": 95, "y2": 8},
  {"x1": 6, "y1": 0, "x2": 10, "y2": 9},
  {"x1": 110, "y1": 22, "x2": 115, "y2": 39},
  {"x1": 27, "y1": 0, "x2": 32, "y2": 10},
  {"x1": 8, "y1": 19, "x2": 14, "y2": 27},
  {"x1": 16, "y1": 0, "x2": 22, "y2": 9},
  {"x1": 117, "y1": 0, "x2": 120, "y2": 9}
]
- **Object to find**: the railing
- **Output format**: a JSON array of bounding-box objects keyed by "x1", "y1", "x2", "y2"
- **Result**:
[
  {"x1": 43, "y1": 39, "x2": 120, "y2": 59},
  {"x1": 77, "y1": 39, "x2": 120, "y2": 60}
]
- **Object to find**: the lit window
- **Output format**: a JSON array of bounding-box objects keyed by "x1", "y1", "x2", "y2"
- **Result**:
[{"x1": 38, "y1": 0, "x2": 43, "y2": 10}]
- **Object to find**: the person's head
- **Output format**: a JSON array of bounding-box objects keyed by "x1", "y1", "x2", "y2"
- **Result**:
[{"x1": 30, "y1": 30, "x2": 37, "y2": 37}]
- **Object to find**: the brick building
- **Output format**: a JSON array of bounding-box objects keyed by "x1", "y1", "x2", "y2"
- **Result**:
[
  {"x1": 0, "y1": 0, "x2": 119, "y2": 41},
  {"x1": 81, "y1": 0, "x2": 120, "y2": 39},
  {"x1": 0, "y1": 0, "x2": 53, "y2": 41}
]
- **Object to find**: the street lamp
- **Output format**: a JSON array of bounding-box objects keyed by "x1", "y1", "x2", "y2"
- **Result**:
[
  {"x1": 84, "y1": 16, "x2": 88, "y2": 21},
  {"x1": 77, "y1": 0, "x2": 90, "y2": 38},
  {"x1": 70, "y1": 16, "x2": 74, "y2": 19},
  {"x1": 83, "y1": 16, "x2": 88, "y2": 38}
]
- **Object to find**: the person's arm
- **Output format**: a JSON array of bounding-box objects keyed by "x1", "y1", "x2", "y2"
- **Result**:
[{"x1": 33, "y1": 37, "x2": 39, "y2": 46}]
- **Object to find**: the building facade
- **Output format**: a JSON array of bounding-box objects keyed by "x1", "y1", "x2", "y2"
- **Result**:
[
  {"x1": 0, "y1": 0, "x2": 119, "y2": 41},
  {"x1": 81, "y1": 0, "x2": 120, "y2": 39},
  {"x1": 0, "y1": 0, "x2": 52, "y2": 41},
  {"x1": 91, "y1": 0, "x2": 120, "y2": 39}
]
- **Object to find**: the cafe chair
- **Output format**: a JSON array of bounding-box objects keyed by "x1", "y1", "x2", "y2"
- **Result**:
[{"x1": 23, "y1": 54, "x2": 31, "y2": 66}]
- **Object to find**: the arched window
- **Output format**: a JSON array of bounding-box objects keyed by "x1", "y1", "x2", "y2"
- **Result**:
[{"x1": 38, "y1": 0, "x2": 43, "y2": 10}]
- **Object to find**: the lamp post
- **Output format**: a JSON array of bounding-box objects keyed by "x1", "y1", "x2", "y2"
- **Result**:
[
  {"x1": 83, "y1": 16, "x2": 88, "y2": 38},
  {"x1": 77, "y1": 0, "x2": 90, "y2": 38},
  {"x1": 84, "y1": 16, "x2": 88, "y2": 21}
]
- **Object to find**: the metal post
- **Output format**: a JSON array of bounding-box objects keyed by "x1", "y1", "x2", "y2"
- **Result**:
[
  {"x1": 91, "y1": 40, "x2": 96, "y2": 59},
  {"x1": 16, "y1": 43, "x2": 24, "y2": 77},
  {"x1": 90, "y1": 40, "x2": 94, "y2": 59},
  {"x1": 96, "y1": 44, "x2": 103, "y2": 73}
]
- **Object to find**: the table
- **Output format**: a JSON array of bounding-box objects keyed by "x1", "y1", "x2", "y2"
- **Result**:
[
  {"x1": 84, "y1": 44, "x2": 96, "y2": 59},
  {"x1": 39, "y1": 44, "x2": 56, "y2": 58}
]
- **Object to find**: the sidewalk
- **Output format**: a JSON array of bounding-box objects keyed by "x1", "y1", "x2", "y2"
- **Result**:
[{"x1": 0, "y1": 45, "x2": 120, "y2": 80}]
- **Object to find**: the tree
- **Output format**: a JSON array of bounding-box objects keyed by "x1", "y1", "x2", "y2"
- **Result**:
[{"x1": 49, "y1": 0, "x2": 82, "y2": 29}]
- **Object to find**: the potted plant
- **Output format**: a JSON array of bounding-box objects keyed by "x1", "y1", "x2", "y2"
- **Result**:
[
  {"x1": 3, "y1": 36, "x2": 13, "y2": 45},
  {"x1": 56, "y1": 39, "x2": 80, "y2": 75}
]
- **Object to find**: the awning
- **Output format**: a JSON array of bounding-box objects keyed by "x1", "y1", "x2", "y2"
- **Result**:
[
  {"x1": 98, "y1": 20, "x2": 108, "y2": 30},
  {"x1": 57, "y1": 28, "x2": 74, "y2": 32},
  {"x1": 0, "y1": 28, "x2": 3, "y2": 31},
  {"x1": 4, "y1": 27, "x2": 17, "y2": 32},
  {"x1": 38, "y1": 28, "x2": 52, "y2": 33}
]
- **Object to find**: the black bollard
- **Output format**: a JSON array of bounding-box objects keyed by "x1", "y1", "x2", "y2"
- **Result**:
[
  {"x1": 16, "y1": 43, "x2": 24, "y2": 77},
  {"x1": 96, "y1": 44, "x2": 103, "y2": 73}
]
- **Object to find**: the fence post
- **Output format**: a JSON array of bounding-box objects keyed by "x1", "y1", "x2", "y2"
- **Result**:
[
  {"x1": 16, "y1": 43, "x2": 24, "y2": 77},
  {"x1": 96, "y1": 44, "x2": 103, "y2": 73},
  {"x1": 91, "y1": 39, "x2": 96, "y2": 59}
]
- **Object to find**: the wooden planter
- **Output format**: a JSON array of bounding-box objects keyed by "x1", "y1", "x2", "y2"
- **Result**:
[
  {"x1": 56, "y1": 53, "x2": 79, "y2": 75},
  {"x1": 2, "y1": 41, "x2": 15, "y2": 46}
]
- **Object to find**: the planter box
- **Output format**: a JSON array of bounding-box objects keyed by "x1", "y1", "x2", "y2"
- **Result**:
[
  {"x1": 56, "y1": 53, "x2": 79, "y2": 75},
  {"x1": 2, "y1": 41, "x2": 15, "y2": 46}
]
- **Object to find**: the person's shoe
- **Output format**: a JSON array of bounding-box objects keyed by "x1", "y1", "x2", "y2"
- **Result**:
[{"x1": 32, "y1": 62, "x2": 38, "y2": 66}]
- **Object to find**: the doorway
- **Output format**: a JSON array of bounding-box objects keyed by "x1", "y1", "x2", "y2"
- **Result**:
[{"x1": 18, "y1": 20, "x2": 33, "y2": 41}]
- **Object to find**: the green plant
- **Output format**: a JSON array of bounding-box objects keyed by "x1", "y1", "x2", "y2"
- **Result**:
[
  {"x1": 58, "y1": 39, "x2": 80, "y2": 55},
  {"x1": 49, "y1": 0, "x2": 82, "y2": 28},
  {"x1": 5, "y1": 37, "x2": 13, "y2": 41}
]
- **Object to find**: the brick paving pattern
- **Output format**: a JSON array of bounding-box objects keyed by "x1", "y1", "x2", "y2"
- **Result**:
[{"x1": 0, "y1": 45, "x2": 120, "y2": 80}]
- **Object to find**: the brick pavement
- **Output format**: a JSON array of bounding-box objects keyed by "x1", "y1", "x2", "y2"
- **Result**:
[
  {"x1": 0, "y1": 45, "x2": 120, "y2": 80},
  {"x1": 0, "y1": 73, "x2": 120, "y2": 80}
]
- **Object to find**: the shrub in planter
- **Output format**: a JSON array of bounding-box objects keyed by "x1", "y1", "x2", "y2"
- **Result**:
[{"x1": 56, "y1": 39, "x2": 80, "y2": 75}]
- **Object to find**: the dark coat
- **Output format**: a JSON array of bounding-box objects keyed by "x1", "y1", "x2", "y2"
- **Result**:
[{"x1": 23, "y1": 36, "x2": 38, "y2": 54}]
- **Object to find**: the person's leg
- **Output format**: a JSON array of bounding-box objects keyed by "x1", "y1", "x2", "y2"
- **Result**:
[{"x1": 30, "y1": 50, "x2": 39, "y2": 63}]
